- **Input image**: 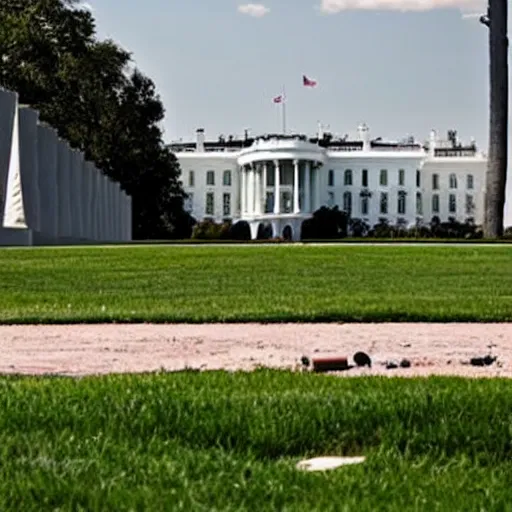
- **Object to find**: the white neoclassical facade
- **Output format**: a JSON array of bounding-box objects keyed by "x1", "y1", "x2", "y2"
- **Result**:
[{"x1": 171, "y1": 125, "x2": 486, "y2": 240}]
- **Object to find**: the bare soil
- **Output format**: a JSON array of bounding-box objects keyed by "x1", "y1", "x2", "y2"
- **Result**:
[{"x1": 0, "y1": 323, "x2": 511, "y2": 378}]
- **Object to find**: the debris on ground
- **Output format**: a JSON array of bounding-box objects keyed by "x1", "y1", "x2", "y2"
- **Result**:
[
  {"x1": 353, "y1": 351, "x2": 372, "y2": 368},
  {"x1": 296, "y1": 456, "x2": 366, "y2": 472},
  {"x1": 312, "y1": 357, "x2": 351, "y2": 373},
  {"x1": 400, "y1": 359, "x2": 412, "y2": 368},
  {"x1": 469, "y1": 355, "x2": 497, "y2": 367}
]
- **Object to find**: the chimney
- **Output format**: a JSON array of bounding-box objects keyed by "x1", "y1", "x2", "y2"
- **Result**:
[
  {"x1": 196, "y1": 128, "x2": 205, "y2": 152},
  {"x1": 429, "y1": 129, "x2": 437, "y2": 157},
  {"x1": 357, "y1": 123, "x2": 370, "y2": 151}
]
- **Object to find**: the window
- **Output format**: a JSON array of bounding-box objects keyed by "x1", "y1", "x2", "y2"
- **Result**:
[
  {"x1": 380, "y1": 169, "x2": 388, "y2": 187},
  {"x1": 449, "y1": 193, "x2": 457, "y2": 213},
  {"x1": 398, "y1": 169, "x2": 405, "y2": 187},
  {"x1": 416, "y1": 192, "x2": 423, "y2": 216},
  {"x1": 223, "y1": 170, "x2": 232, "y2": 186},
  {"x1": 343, "y1": 191, "x2": 352, "y2": 213},
  {"x1": 344, "y1": 169, "x2": 353, "y2": 186},
  {"x1": 327, "y1": 191, "x2": 335, "y2": 207},
  {"x1": 397, "y1": 191, "x2": 406, "y2": 215},
  {"x1": 185, "y1": 193, "x2": 193, "y2": 213},
  {"x1": 432, "y1": 174, "x2": 439, "y2": 190},
  {"x1": 361, "y1": 196, "x2": 369, "y2": 215},
  {"x1": 362, "y1": 169, "x2": 368, "y2": 187},
  {"x1": 432, "y1": 194, "x2": 440, "y2": 213},
  {"x1": 380, "y1": 192, "x2": 388, "y2": 214},
  {"x1": 206, "y1": 170, "x2": 215, "y2": 186},
  {"x1": 416, "y1": 170, "x2": 421, "y2": 188},
  {"x1": 328, "y1": 170, "x2": 335, "y2": 187},
  {"x1": 205, "y1": 192, "x2": 214, "y2": 215},
  {"x1": 466, "y1": 194, "x2": 475, "y2": 215},
  {"x1": 449, "y1": 173, "x2": 457, "y2": 189},
  {"x1": 223, "y1": 193, "x2": 231, "y2": 216},
  {"x1": 188, "y1": 170, "x2": 195, "y2": 187},
  {"x1": 467, "y1": 174, "x2": 474, "y2": 189}
]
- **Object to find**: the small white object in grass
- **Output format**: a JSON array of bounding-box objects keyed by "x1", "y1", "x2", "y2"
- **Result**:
[{"x1": 296, "y1": 456, "x2": 365, "y2": 472}]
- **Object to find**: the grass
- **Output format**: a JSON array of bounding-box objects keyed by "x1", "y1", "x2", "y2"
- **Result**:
[
  {"x1": 0, "y1": 245, "x2": 512, "y2": 323},
  {"x1": 0, "y1": 370, "x2": 512, "y2": 510}
]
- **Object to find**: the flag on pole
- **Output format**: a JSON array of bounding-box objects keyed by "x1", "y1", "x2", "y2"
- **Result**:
[
  {"x1": 303, "y1": 75, "x2": 317, "y2": 87},
  {"x1": 273, "y1": 95, "x2": 284, "y2": 104}
]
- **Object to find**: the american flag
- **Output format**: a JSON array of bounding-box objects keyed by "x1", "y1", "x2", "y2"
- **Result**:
[{"x1": 303, "y1": 75, "x2": 317, "y2": 87}]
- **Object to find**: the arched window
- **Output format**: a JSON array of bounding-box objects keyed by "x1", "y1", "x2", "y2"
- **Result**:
[
  {"x1": 328, "y1": 170, "x2": 335, "y2": 187},
  {"x1": 343, "y1": 191, "x2": 352, "y2": 213},
  {"x1": 344, "y1": 169, "x2": 353, "y2": 186},
  {"x1": 223, "y1": 170, "x2": 232, "y2": 186},
  {"x1": 449, "y1": 173, "x2": 458, "y2": 189}
]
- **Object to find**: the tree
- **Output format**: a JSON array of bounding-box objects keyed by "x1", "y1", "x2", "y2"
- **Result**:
[
  {"x1": 0, "y1": 0, "x2": 191, "y2": 239},
  {"x1": 481, "y1": 0, "x2": 509, "y2": 238}
]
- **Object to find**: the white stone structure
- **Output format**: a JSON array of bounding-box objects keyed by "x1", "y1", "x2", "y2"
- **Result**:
[
  {"x1": 172, "y1": 126, "x2": 487, "y2": 240},
  {"x1": 0, "y1": 87, "x2": 132, "y2": 245}
]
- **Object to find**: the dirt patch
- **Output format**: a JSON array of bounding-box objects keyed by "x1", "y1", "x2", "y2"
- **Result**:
[{"x1": 0, "y1": 323, "x2": 510, "y2": 378}]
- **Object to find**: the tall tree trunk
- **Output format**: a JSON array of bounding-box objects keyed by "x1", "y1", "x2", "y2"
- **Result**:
[{"x1": 483, "y1": 0, "x2": 509, "y2": 238}]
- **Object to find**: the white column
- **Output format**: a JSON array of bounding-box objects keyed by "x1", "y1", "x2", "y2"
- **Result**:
[
  {"x1": 273, "y1": 160, "x2": 280, "y2": 214},
  {"x1": 241, "y1": 166, "x2": 246, "y2": 215},
  {"x1": 315, "y1": 164, "x2": 321, "y2": 211},
  {"x1": 248, "y1": 165, "x2": 255, "y2": 215},
  {"x1": 255, "y1": 165, "x2": 262, "y2": 215},
  {"x1": 293, "y1": 159, "x2": 300, "y2": 214},
  {"x1": 304, "y1": 161, "x2": 311, "y2": 213},
  {"x1": 262, "y1": 162, "x2": 268, "y2": 214}
]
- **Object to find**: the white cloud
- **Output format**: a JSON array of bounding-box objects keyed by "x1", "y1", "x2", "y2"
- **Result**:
[
  {"x1": 237, "y1": 3, "x2": 270, "y2": 17},
  {"x1": 319, "y1": 0, "x2": 485, "y2": 14}
]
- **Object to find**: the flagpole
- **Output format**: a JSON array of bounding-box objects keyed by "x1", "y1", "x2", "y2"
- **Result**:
[{"x1": 282, "y1": 85, "x2": 287, "y2": 135}]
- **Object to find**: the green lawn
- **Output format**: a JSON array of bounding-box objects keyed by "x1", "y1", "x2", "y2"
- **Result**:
[
  {"x1": 0, "y1": 370, "x2": 511, "y2": 510},
  {"x1": 0, "y1": 245, "x2": 511, "y2": 323}
]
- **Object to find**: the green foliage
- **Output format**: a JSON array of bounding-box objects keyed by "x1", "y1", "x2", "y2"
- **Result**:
[
  {"x1": 0, "y1": 0, "x2": 191, "y2": 239},
  {"x1": 301, "y1": 206, "x2": 349, "y2": 239},
  {"x1": 191, "y1": 220, "x2": 252, "y2": 241},
  {"x1": 0, "y1": 245, "x2": 511, "y2": 323},
  {"x1": 192, "y1": 219, "x2": 232, "y2": 240},
  {"x1": 1, "y1": 371, "x2": 512, "y2": 510}
]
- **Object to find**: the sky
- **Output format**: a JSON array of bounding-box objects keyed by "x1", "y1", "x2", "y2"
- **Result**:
[{"x1": 84, "y1": 0, "x2": 511, "y2": 223}]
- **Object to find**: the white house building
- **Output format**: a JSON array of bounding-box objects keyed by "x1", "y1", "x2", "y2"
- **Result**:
[{"x1": 170, "y1": 125, "x2": 486, "y2": 240}]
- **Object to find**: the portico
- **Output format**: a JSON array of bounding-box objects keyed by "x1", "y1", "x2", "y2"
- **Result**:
[{"x1": 240, "y1": 159, "x2": 321, "y2": 217}]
